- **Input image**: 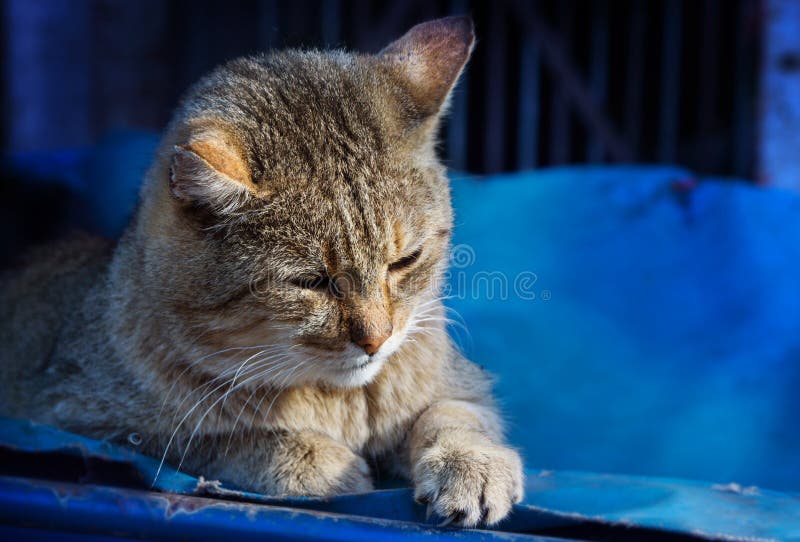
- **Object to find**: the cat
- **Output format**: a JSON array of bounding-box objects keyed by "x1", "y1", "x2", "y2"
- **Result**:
[{"x1": 0, "y1": 16, "x2": 523, "y2": 527}]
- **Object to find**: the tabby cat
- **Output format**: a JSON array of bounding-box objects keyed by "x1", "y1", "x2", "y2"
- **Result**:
[{"x1": 0, "y1": 16, "x2": 523, "y2": 527}]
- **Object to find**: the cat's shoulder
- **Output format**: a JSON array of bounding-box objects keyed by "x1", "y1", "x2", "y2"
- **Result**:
[
  {"x1": 0, "y1": 234, "x2": 114, "y2": 416},
  {"x1": 1, "y1": 233, "x2": 113, "y2": 318},
  {"x1": 3, "y1": 233, "x2": 111, "y2": 283}
]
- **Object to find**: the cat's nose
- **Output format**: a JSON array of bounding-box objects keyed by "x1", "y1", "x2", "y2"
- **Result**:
[
  {"x1": 350, "y1": 299, "x2": 393, "y2": 355},
  {"x1": 350, "y1": 318, "x2": 392, "y2": 356},
  {"x1": 353, "y1": 331, "x2": 392, "y2": 356}
]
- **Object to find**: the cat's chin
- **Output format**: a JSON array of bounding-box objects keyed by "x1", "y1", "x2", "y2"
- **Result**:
[
  {"x1": 323, "y1": 356, "x2": 387, "y2": 388},
  {"x1": 303, "y1": 331, "x2": 408, "y2": 388}
]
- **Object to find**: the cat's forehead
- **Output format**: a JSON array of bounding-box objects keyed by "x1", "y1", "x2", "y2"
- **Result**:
[
  {"x1": 258, "y1": 174, "x2": 434, "y2": 266},
  {"x1": 199, "y1": 52, "x2": 407, "y2": 182}
]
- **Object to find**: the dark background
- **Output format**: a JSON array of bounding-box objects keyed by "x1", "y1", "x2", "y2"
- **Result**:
[{"x1": 1, "y1": 0, "x2": 761, "y2": 176}]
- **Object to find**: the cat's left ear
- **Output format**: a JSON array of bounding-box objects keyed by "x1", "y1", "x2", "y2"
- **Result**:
[
  {"x1": 380, "y1": 15, "x2": 475, "y2": 120},
  {"x1": 169, "y1": 128, "x2": 258, "y2": 213}
]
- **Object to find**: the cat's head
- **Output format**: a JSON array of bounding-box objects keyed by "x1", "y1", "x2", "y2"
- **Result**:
[{"x1": 136, "y1": 16, "x2": 473, "y2": 388}]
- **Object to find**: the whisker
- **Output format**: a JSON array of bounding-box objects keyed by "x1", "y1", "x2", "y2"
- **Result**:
[
  {"x1": 442, "y1": 305, "x2": 473, "y2": 349},
  {"x1": 153, "y1": 354, "x2": 292, "y2": 485},
  {"x1": 258, "y1": 358, "x2": 318, "y2": 424},
  {"x1": 173, "y1": 358, "x2": 298, "y2": 474},
  {"x1": 157, "y1": 344, "x2": 280, "y2": 421},
  {"x1": 165, "y1": 346, "x2": 288, "y2": 428},
  {"x1": 258, "y1": 362, "x2": 317, "y2": 428},
  {"x1": 220, "y1": 345, "x2": 293, "y2": 410},
  {"x1": 188, "y1": 353, "x2": 318, "y2": 465},
  {"x1": 221, "y1": 354, "x2": 310, "y2": 454}
]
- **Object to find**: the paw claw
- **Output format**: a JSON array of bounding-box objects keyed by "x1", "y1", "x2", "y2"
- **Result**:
[{"x1": 413, "y1": 441, "x2": 523, "y2": 529}]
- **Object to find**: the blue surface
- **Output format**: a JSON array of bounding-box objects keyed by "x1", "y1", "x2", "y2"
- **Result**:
[
  {"x1": 3, "y1": 417, "x2": 800, "y2": 540},
  {"x1": 446, "y1": 167, "x2": 800, "y2": 491},
  {"x1": 0, "y1": 476, "x2": 545, "y2": 542},
  {"x1": 3, "y1": 134, "x2": 800, "y2": 496}
]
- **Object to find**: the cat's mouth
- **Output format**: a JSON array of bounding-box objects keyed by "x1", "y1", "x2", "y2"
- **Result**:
[
  {"x1": 351, "y1": 357, "x2": 374, "y2": 370},
  {"x1": 344, "y1": 353, "x2": 375, "y2": 372},
  {"x1": 301, "y1": 336, "x2": 404, "y2": 388}
]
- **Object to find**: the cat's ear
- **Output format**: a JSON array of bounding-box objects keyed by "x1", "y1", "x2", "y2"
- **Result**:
[
  {"x1": 169, "y1": 130, "x2": 256, "y2": 213},
  {"x1": 380, "y1": 15, "x2": 475, "y2": 119}
]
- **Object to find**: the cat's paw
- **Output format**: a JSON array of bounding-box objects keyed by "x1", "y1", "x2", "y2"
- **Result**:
[
  {"x1": 271, "y1": 432, "x2": 373, "y2": 497},
  {"x1": 412, "y1": 440, "x2": 523, "y2": 527}
]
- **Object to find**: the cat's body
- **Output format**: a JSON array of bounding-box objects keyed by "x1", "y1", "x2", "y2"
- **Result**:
[{"x1": 0, "y1": 17, "x2": 523, "y2": 526}]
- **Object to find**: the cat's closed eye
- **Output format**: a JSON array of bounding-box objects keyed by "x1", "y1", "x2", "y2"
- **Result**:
[
  {"x1": 388, "y1": 248, "x2": 422, "y2": 273},
  {"x1": 289, "y1": 273, "x2": 331, "y2": 292}
]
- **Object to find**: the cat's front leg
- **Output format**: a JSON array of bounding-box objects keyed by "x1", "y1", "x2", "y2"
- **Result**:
[
  {"x1": 408, "y1": 400, "x2": 524, "y2": 527},
  {"x1": 203, "y1": 429, "x2": 373, "y2": 497}
]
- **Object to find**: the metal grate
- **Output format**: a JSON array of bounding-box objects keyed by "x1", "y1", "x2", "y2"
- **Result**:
[
  {"x1": 450, "y1": 0, "x2": 762, "y2": 177},
  {"x1": 1, "y1": 0, "x2": 762, "y2": 178}
]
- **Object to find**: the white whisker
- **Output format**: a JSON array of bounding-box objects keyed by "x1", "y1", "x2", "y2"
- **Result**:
[
  {"x1": 173, "y1": 358, "x2": 299, "y2": 474},
  {"x1": 221, "y1": 353, "x2": 310, "y2": 453},
  {"x1": 156, "y1": 344, "x2": 280, "y2": 421},
  {"x1": 153, "y1": 353, "x2": 293, "y2": 485},
  {"x1": 165, "y1": 346, "x2": 287, "y2": 428}
]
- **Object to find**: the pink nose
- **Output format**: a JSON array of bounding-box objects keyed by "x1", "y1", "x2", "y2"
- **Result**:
[{"x1": 354, "y1": 333, "x2": 390, "y2": 355}]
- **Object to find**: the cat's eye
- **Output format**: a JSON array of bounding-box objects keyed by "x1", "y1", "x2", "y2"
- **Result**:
[
  {"x1": 388, "y1": 248, "x2": 422, "y2": 273},
  {"x1": 289, "y1": 274, "x2": 330, "y2": 292}
]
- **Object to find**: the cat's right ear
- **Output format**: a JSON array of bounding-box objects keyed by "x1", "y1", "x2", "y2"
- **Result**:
[
  {"x1": 380, "y1": 15, "x2": 475, "y2": 120},
  {"x1": 169, "y1": 132, "x2": 257, "y2": 213}
]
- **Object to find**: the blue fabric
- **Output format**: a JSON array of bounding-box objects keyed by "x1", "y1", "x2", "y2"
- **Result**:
[
  {"x1": 447, "y1": 167, "x2": 800, "y2": 491},
  {"x1": 3, "y1": 417, "x2": 799, "y2": 540},
  {"x1": 5, "y1": 134, "x2": 799, "y2": 493}
]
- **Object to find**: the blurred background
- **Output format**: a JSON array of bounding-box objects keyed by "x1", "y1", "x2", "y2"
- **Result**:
[
  {"x1": 1, "y1": 0, "x2": 769, "y2": 175},
  {"x1": 1, "y1": 0, "x2": 799, "y2": 492}
]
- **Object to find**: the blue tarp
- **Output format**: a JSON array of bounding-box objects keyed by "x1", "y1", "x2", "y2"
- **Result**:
[{"x1": 2, "y1": 417, "x2": 799, "y2": 540}]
